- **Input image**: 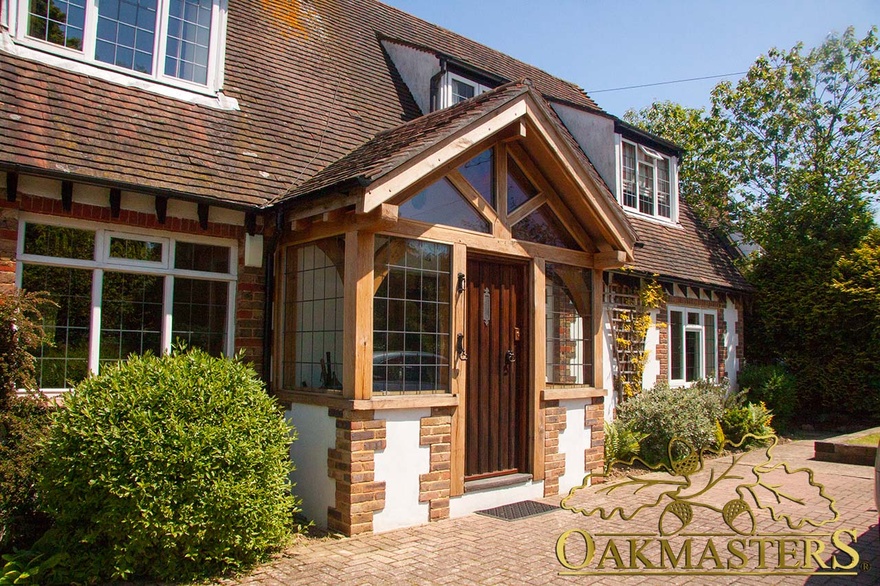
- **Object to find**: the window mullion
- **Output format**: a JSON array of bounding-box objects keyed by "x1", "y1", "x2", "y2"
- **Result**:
[
  {"x1": 155, "y1": 0, "x2": 170, "y2": 82},
  {"x1": 82, "y1": 0, "x2": 99, "y2": 59},
  {"x1": 89, "y1": 267, "x2": 103, "y2": 375},
  {"x1": 162, "y1": 273, "x2": 174, "y2": 354}
]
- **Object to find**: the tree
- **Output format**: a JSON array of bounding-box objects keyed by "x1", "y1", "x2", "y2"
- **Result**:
[
  {"x1": 625, "y1": 27, "x2": 880, "y2": 420},
  {"x1": 623, "y1": 102, "x2": 736, "y2": 228}
]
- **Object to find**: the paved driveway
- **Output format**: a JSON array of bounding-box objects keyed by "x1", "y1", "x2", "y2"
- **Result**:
[{"x1": 228, "y1": 438, "x2": 878, "y2": 585}]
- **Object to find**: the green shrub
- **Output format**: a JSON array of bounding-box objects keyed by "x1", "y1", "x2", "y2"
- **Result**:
[
  {"x1": 738, "y1": 364, "x2": 797, "y2": 429},
  {"x1": 0, "y1": 289, "x2": 55, "y2": 553},
  {"x1": 721, "y1": 402, "x2": 775, "y2": 448},
  {"x1": 0, "y1": 393, "x2": 54, "y2": 553},
  {"x1": 39, "y1": 348, "x2": 299, "y2": 583},
  {"x1": 617, "y1": 380, "x2": 727, "y2": 466},
  {"x1": 603, "y1": 421, "x2": 648, "y2": 474}
]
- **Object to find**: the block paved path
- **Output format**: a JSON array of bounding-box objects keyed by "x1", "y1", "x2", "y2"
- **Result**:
[{"x1": 226, "y1": 439, "x2": 878, "y2": 585}]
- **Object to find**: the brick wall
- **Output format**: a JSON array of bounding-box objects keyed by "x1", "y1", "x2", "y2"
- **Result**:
[
  {"x1": 542, "y1": 400, "x2": 566, "y2": 497},
  {"x1": 327, "y1": 409, "x2": 386, "y2": 535},
  {"x1": 419, "y1": 407, "x2": 453, "y2": 522}
]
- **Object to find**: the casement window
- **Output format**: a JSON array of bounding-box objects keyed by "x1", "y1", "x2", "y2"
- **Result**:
[
  {"x1": 545, "y1": 263, "x2": 593, "y2": 386},
  {"x1": 620, "y1": 140, "x2": 675, "y2": 221},
  {"x1": 438, "y1": 71, "x2": 490, "y2": 109},
  {"x1": 281, "y1": 237, "x2": 346, "y2": 391},
  {"x1": 668, "y1": 307, "x2": 717, "y2": 384},
  {"x1": 372, "y1": 236, "x2": 451, "y2": 395},
  {"x1": 17, "y1": 219, "x2": 236, "y2": 391},
  {"x1": 11, "y1": 0, "x2": 226, "y2": 89}
]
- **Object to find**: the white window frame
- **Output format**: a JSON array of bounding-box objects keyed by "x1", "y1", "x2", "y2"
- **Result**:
[
  {"x1": 668, "y1": 305, "x2": 717, "y2": 386},
  {"x1": 439, "y1": 71, "x2": 489, "y2": 109},
  {"x1": 16, "y1": 214, "x2": 238, "y2": 393},
  {"x1": 3, "y1": 0, "x2": 229, "y2": 96},
  {"x1": 616, "y1": 137, "x2": 678, "y2": 223}
]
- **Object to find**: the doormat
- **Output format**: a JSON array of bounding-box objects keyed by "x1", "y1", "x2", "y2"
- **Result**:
[{"x1": 475, "y1": 500, "x2": 559, "y2": 522}]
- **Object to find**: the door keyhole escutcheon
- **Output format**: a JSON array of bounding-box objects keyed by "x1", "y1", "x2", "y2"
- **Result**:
[{"x1": 505, "y1": 349, "x2": 516, "y2": 363}]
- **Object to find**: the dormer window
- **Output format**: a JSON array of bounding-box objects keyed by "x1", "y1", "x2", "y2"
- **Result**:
[
  {"x1": 438, "y1": 71, "x2": 489, "y2": 109},
  {"x1": 11, "y1": 0, "x2": 226, "y2": 90},
  {"x1": 620, "y1": 139, "x2": 676, "y2": 221}
]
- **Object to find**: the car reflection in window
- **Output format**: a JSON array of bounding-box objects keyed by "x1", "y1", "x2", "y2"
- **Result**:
[{"x1": 373, "y1": 351, "x2": 449, "y2": 393}]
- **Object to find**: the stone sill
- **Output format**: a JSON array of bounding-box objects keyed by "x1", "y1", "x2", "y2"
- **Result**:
[
  {"x1": 542, "y1": 386, "x2": 606, "y2": 401},
  {"x1": 274, "y1": 389, "x2": 459, "y2": 411}
]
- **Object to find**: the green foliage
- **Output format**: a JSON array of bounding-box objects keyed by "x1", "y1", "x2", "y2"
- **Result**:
[
  {"x1": 721, "y1": 402, "x2": 775, "y2": 448},
  {"x1": 738, "y1": 364, "x2": 797, "y2": 429},
  {"x1": 1, "y1": 550, "x2": 67, "y2": 585},
  {"x1": 39, "y1": 348, "x2": 299, "y2": 583},
  {"x1": 623, "y1": 101, "x2": 736, "y2": 227},
  {"x1": 617, "y1": 380, "x2": 727, "y2": 466},
  {"x1": 0, "y1": 290, "x2": 53, "y2": 406},
  {"x1": 603, "y1": 421, "x2": 648, "y2": 474},
  {"x1": 0, "y1": 394, "x2": 54, "y2": 554},
  {"x1": 627, "y1": 28, "x2": 880, "y2": 422},
  {"x1": 1, "y1": 289, "x2": 56, "y2": 554}
]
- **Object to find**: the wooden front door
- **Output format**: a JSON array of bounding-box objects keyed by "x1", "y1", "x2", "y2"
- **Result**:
[{"x1": 465, "y1": 257, "x2": 530, "y2": 479}]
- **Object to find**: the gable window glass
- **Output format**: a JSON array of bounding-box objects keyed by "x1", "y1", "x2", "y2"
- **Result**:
[
  {"x1": 17, "y1": 220, "x2": 236, "y2": 390},
  {"x1": 669, "y1": 307, "x2": 717, "y2": 384},
  {"x1": 19, "y1": 0, "x2": 222, "y2": 87},
  {"x1": 620, "y1": 140, "x2": 674, "y2": 220}
]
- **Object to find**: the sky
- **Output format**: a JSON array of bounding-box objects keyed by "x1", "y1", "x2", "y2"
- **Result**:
[{"x1": 381, "y1": 0, "x2": 878, "y2": 117}]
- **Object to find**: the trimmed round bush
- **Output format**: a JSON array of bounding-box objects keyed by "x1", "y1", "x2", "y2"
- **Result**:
[{"x1": 39, "y1": 349, "x2": 298, "y2": 582}]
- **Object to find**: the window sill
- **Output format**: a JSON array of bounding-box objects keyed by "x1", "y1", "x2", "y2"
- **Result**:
[
  {"x1": 1, "y1": 32, "x2": 239, "y2": 111},
  {"x1": 542, "y1": 386, "x2": 605, "y2": 401},
  {"x1": 274, "y1": 389, "x2": 459, "y2": 411},
  {"x1": 620, "y1": 206, "x2": 679, "y2": 227}
]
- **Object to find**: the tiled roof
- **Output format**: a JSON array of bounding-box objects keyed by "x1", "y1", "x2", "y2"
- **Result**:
[
  {"x1": 627, "y1": 203, "x2": 752, "y2": 291},
  {"x1": 279, "y1": 80, "x2": 532, "y2": 202},
  {"x1": 0, "y1": 0, "x2": 600, "y2": 207}
]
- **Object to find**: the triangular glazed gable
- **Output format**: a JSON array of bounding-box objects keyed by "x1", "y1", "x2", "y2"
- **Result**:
[{"x1": 358, "y1": 90, "x2": 636, "y2": 263}]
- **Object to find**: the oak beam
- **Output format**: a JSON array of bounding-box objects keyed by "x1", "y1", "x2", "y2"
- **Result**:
[
  {"x1": 155, "y1": 195, "x2": 168, "y2": 224},
  {"x1": 593, "y1": 250, "x2": 627, "y2": 270},
  {"x1": 6, "y1": 172, "x2": 18, "y2": 202},
  {"x1": 109, "y1": 188, "x2": 121, "y2": 218},
  {"x1": 342, "y1": 230, "x2": 374, "y2": 400},
  {"x1": 61, "y1": 181, "x2": 73, "y2": 212}
]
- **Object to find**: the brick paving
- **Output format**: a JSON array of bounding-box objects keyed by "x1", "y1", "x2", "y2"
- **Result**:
[{"x1": 227, "y1": 439, "x2": 878, "y2": 585}]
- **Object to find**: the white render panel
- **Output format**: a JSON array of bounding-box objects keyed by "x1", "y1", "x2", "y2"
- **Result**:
[
  {"x1": 724, "y1": 299, "x2": 740, "y2": 391},
  {"x1": 602, "y1": 304, "x2": 616, "y2": 421},
  {"x1": 381, "y1": 40, "x2": 440, "y2": 116},
  {"x1": 551, "y1": 103, "x2": 617, "y2": 188},
  {"x1": 641, "y1": 309, "x2": 661, "y2": 389},
  {"x1": 558, "y1": 399, "x2": 591, "y2": 493},
  {"x1": 373, "y1": 408, "x2": 431, "y2": 533},
  {"x1": 449, "y1": 480, "x2": 544, "y2": 518},
  {"x1": 286, "y1": 403, "x2": 336, "y2": 529}
]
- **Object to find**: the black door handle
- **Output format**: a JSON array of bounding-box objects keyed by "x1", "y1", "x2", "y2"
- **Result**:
[{"x1": 505, "y1": 350, "x2": 516, "y2": 363}]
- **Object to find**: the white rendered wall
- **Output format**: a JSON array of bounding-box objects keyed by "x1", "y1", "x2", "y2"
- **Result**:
[
  {"x1": 286, "y1": 404, "x2": 336, "y2": 529},
  {"x1": 372, "y1": 408, "x2": 431, "y2": 533},
  {"x1": 641, "y1": 309, "x2": 661, "y2": 390},
  {"x1": 450, "y1": 480, "x2": 544, "y2": 518},
  {"x1": 551, "y1": 103, "x2": 617, "y2": 188},
  {"x1": 381, "y1": 40, "x2": 440, "y2": 115},
  {"x1": 724, "y1": 299, "x2": 740, "y2": 391},
  {"x1": 601, "y1": 305, "x2": 616, "y2": 421},
  {"x1": 558, "y1": 399, "x2": 592, "y2": 493}
]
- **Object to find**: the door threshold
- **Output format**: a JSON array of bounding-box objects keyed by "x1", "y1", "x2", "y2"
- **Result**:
[{"x1": 464, "y1": 472, "x2": 533, "y2": 493}]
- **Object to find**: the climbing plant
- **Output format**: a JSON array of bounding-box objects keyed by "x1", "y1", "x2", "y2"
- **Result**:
[{"x1": 607, "y1": 275, "x2": 665, "y2": 401}]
